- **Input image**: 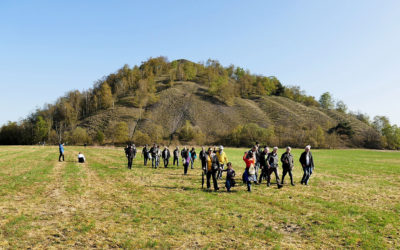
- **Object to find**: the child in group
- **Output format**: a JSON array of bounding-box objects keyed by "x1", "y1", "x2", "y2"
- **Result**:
[{"x1": 223, "y1": 162, "x2": 236, "y2": 192}]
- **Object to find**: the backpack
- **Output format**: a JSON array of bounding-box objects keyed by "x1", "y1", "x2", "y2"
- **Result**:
[{"x1": 249, "y1": 164, "x2": 256, "y2": 175}]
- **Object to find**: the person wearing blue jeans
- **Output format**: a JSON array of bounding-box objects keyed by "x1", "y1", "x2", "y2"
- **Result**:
[{"x1": 299, "y1": 145, "x2": 315, "y2": 185}]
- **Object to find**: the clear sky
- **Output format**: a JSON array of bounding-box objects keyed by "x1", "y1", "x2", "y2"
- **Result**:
[{"x1": 1, "y1": 0, "x2": 399, "y2": 126}]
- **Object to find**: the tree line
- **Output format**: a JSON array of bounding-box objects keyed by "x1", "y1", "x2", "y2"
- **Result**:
[{"x1": 0, "y1": 57, "x2": 399, "y2": 149}]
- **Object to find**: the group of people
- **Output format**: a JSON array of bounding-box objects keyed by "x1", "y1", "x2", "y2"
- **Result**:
[
  {"x1": 58, "y1": 143, "x2": 86, "y2": 163},
  {"x1": 125, "y1": 142, "x2": 315, "y2": 193}
]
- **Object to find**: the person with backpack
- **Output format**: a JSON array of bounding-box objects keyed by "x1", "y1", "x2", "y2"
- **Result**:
[
  {"x1": 59, "y1": 143, "x2": 65, "y2": 162},
  {"x1": 125, "y1": 143, "x2": 135, "y2": 169},
  {"x1": 243, "y1": 150, "x2": 257, "y2": 192},
  {"x1": 299, "y1": 145, "x2": 314, "y2": 185},
  {"x1": 205, "y1": 147, "x2": 220, "y2": 191},
  {"x1": 162, "y1": 146, "x2": 171, "y2": 168},
  {"x1": 142, "y1": 144, "x2": 150, "y2": 166},
  {"x1": 266, "y1": 147, "x2": 283, "y2": 189},
  {"x1": 150, "y1": 144, "x2": 158, "y2": 168},
  {"x1": 173, "y1": 146, "x2": 180, "y2": 166},
  {"x1": 181, "y1": 146, "x2": 191, "y2": 175},
  {"x1": 223, "y1": 162, "x2": 236, "y2": 192},
  {"x1": 281, "y1": 146, "x2": 295, "y2": 186},
  {"x1": 216, "y1": 146, "x2": 228, "y2": 180},
  {"x1": 258, "y1": 146, "x2": 270, "y2": 184},
  {"x1": 190, "y1": 147, "x2": 197, "y2": 169}
]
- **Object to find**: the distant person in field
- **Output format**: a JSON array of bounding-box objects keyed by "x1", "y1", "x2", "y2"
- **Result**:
[
  {"x1": 281, "y1": 146, "x2": 295, "y2": 186},
  {"x1": 125, "y1": 143, "x2": 135, "y2": 169},
  {"x1": 142, "y1": 144, "x2": 149, "y2": 166},
  {"x1": 162, "y1": 146, "x2": 171, "y2": 168},
  {"x1": 150, "y1": 144, "x2": 158, "y2": 168},
  {"x1": 156, "y1": 145, "x2": 161, "y2": 168},
  {"x1": 181, "y1": 146, "x2": 191, "y2": 175},
  {"x1": 190, "y1": 147, "x2": 197, "y2": 169},
  {"x1": 300, "y1": 145, "x2": 314, "y2": 185},
  {"x1": 247, "y1": 146, "x2": 258, "y2": 185},
  {"x1": 266, "y1": 147, "x2": 283, "y2": 189},
  {"x1": 78, "y1": 152, "x2": 85, "y2": 163},
  {"x1": 173, "y1": 146, "x2": 180, "y2": 166},
  {"x1": 223, "y1": 162, "x2": 236, "y2": 192},
  {"x1": 205, "y1": 147, "x2": 220, "y2": 191},
  {"x1": 255, "y1": 143, "x2": 263, "y2": 182},
  {"x1": 243, "y1": 150, "x2": 256, "y2": 192},
  {"x1": 216, "y1": 146, "x2": 228, "y2": 180},
  {"x1": 258, "y1": 146, "x2": 270, "y2": 184},
  {"x1": 59, "y1": 143, "x2": 65, "y2": 162},
  {"x1": 199, "y1": 146, "x2": 207, "y2": 171}
]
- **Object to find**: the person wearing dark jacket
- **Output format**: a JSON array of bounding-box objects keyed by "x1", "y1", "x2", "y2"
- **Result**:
[
  {"x1": 266, "y1": 147, "x2": 283, "y2": 189},
  {"x1": 150, "y1": 144, "x2": 158, "y2": 168},
  {"x1": 223, "y1": 162, "x2": 236, "y2": 192},
  {"x1": 181, "y1": 146, "x2": 191, "y2": 175},
  {"x1": 199, "y1": 147, "x2": 207, "y2": 170},
  {"x1": 173, "y1": 147, "x2": 180, "y2": 166},
  {"x1": 281, "y1": 146, "x2": 295, "y2": 186},
  {"x1": 205, "y1": 148, "x2": 220, "y2": 191},
  {"x1": 299, "y1": 145, "x2": 314, "y2": 185},
  {"x1": 258, "y1": 147, "x2": 269, "y2": 184},
  {"x1": 162, "y1": 146, "x2": 171, "y2": 168},
  {"x1": 125, "y1": 143, "x2": 135, "y2": 169},
  {"x1": 190, "y1": 147, "x2": 197, "y2": 169},
  {"x1": 142, "y1": 145, "x2": 149, "y2": 166}
]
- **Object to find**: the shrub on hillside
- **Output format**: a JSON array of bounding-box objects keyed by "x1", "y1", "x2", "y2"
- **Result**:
[
  {"x1": 133, "y1": 131, "x2": 151, "y2": 146},
  {"x1": 226, "y1": 123, "x2": 275, "y2": 147},
  {"x1": 66, "y1": 127, "x2": 89, "y2": 145}
]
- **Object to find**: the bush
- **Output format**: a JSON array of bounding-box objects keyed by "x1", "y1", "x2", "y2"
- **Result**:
[
  {"x1": 66, "y1": 127, "x2": 89, "y2": 145},
  {"x1": 227, "y1": 123, "x2": 274, "y2": 147},
  {"x1": 133, "y1": 131, "x2": 151, "y2": 146},
  {"x1": 95, "y1": 131, "x2": 105, "y2": 145}
]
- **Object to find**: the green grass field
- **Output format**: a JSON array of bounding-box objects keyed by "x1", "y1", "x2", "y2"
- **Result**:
[{"x1": 0, "y1": 146, "x2": 399, "y2": 249}]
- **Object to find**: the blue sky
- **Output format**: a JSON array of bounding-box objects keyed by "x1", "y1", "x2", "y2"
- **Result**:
[{"x1": 1, "y1": 0, "x2": 399, "y2": 126}]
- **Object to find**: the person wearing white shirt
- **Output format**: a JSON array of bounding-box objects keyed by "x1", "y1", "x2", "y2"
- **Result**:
[{"x1": 78, "y1": 152, "x2": 86, "y2": 163}]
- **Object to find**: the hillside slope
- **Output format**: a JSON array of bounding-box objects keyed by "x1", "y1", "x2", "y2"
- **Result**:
[{"x1": 79, "y1": 80, "x2": 376, "y2": 147}]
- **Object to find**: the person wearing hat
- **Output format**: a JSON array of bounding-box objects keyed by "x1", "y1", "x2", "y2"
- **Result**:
[
  {"x1": 216, "y1": 145, "x2": 228, "y2": 179},
  {"x1": 266, "y1": 147, "x2": 283, "y2": 189},
  {"x1": 299, "y1": 145, "x2": 314, "y2": 185},
  {"x1": 281, "y1": 146, "x2": 295, "y2": 186},
  {"x1": 205, "y1": 147, "x2": 220, "y2": 191}
]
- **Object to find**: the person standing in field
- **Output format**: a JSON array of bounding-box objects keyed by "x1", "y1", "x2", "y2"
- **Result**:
[
  {"x1": 155, "y1": 145, "x2": 161, "y2": 169},
  {"x1": 266, "y1": 147, "x2": 283, "y2": 189},
  {"x1": 216, "y1": 146, "x2": 228, "y2": 179},
  {"x1": 281, "y1": 146, "x2": 295, "y2": 186},
  {"x1": 125, "y1": 143, "x2": 135, "y2": 169},
  {"x1": 243, "y1": 150, "x2": 256, "y2": 192},
  {"x1": 173, "y1": 146, "x2": 180, "y2": 166},
  {"x1": 199, "y1": 146, "x2": 207, "y2": 170},
  {"x1": 223, "y1": 162, "x2": 236, "y2": 192},
  {"x1": 300, "y1": 145, "x2": 314, "y2": 185},
  {"x1": 142, "y1": 144, "x2": 149, "y2": 166},
  {"x1": 247, "y1": 146, "x2": 258, "y2": 185},
  {"x1": 181, "y1": 146, "x2": 191, "y2": 175},
  {"x1": 205, "y1": 147, "x2": 220, "y2": 191},
  {"x1": 59, "y1": 143, "x2": 65, "y2": 162},
  {"x1": 162, "y1": 146, "x2": 171, "y2": 168},
  {"x1": 190, "y1": 147, "x2": 197, "y2": 169},
  {"x1": 258, "y1": 146, "x2": 270, "y2": 184},
  {"x1": 150, "y1": 144, "x2": 158, "y2": 168}
]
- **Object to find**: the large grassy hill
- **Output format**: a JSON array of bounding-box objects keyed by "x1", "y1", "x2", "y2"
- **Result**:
[
  {"x1": 80, "y1": 79, "x2": 376, "y2": 147},
  {"x1": 0, "y1": 146, "x2": 399, "y2": 248}
]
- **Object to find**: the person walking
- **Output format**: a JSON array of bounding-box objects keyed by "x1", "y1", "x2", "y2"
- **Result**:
[
  {"x1": 59, "y1": 143, "x2": 65, "y2": 162},
  {"x1": 266, "y1": 147, "x2": 283, "y2": 189},
  {"x1": 281, "y1": 146, "x2": 295, "y2": 186},
  {"x1": 243, "y1": 151, "x2": 257, "y2": 192},
  {"x1": 150, "y1": 144, "x2": 158, "y2": 168},
  {"x1": 223, "y1": 162, "x2": 236, "y2": 192},
  {"x1": 181, "y1": 146, "x2": 191, "y2": 175},
  {"x1": 173, "y1": 146, "x2": 180, "y2": 166},
  {"x1": 125, "y1": 143, "x2": 135, "y2": 169},
  {"x1": 258, "y1": 146, "x2": 270, "y2": 184},
  {"x1": 199, "y1": 147, "x2": 207, "y2": 171},
  {"x1": 190, "y1": 147, "x2": 197, "y2": 169},
  {"x1": 142, "y1": 144, "x2": 150, "y2": 166},
  {"x1": 216, "y1": 146, "x2": 228, "y2": 179},
  {"x1": 205, "y1": 148, "x2": 219, "y2": 191},
  {"x1": 162, "y1": 146, "x2": 171, "y2": 168},
  {"x1": 300, "y1": 145, "x2": 315, "y2": 185}
]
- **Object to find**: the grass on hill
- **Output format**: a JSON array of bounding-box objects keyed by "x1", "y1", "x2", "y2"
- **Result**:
[{"x1": 0, "y1": 146, "x2": 399, "y2": 248}]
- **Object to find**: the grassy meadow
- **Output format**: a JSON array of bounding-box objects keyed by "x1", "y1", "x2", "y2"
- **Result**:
[{"x1": 0, "y1": 146, "x2": 399, "y2": 249}]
